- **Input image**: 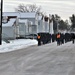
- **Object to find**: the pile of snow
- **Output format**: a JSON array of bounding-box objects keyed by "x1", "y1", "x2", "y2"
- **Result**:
[
  {"x1": 0, "y1": 39, "x2": 38, "y2": 53},
  {"x1": 2, "y1": 40, "x2": 7, "y2": 44}
]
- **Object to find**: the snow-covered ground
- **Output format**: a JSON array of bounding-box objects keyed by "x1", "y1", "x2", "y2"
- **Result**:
[
  {"x1": 0, "y1": 39, "x2": 38, "y2": 53},
  {"x1": 0, "y1": 40, "x2": 74, "y2": 75}
]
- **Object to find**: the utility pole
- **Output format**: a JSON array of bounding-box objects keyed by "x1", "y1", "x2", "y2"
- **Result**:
[{"x1": 0, "y1": 0, "x2": 3, "y2": 45}]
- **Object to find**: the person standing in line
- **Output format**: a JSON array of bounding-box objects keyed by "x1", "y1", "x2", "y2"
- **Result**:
[
  {"x1": 52, "y1": 34, "x2": 55, "y2": 42},
  {"x1": 49, "y1": 34, "x2": 51, "y2": 43},
  {"x1": 37, "y1": 34, "x2": 41, "y2": 46},
  {"x1": 71, "y1": 33, "x2": 75, "y2": 44},
  {"x1": 56, "y1": 33, "x2": 61, "y2": 46}
]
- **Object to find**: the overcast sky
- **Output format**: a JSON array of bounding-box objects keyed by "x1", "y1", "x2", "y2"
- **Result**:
[{"x1": 3, "y1": 0, "x2": 75, "y2": 20}]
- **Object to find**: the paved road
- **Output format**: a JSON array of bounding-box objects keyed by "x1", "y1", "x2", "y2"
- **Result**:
[{"x1": 0, "y1": 42, "x2": 75, "y2": 75}]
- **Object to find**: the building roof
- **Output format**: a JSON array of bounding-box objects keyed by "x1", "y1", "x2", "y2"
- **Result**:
[
  {"x1": 3, "y1": 12, "x2": 36, "y2": 18},
  {"x1": 2, "y1": 18, "x2": 16, "y2": 27},
  {"x1": 20, "y1": 13, "x2": 36, "y2": 18},
  {"x1": 19, "y1": 19, "x2": 28, "y2": 23},
  {"x1": 19, "y1": 19, "x2": 33, "y2": 25}
]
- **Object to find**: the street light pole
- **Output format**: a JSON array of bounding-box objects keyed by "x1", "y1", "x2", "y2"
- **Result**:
[{"x1": 0, "y1": 0, "x2": 3, "y2": 45}]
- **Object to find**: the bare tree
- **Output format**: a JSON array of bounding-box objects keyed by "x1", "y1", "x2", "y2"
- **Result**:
[{"x1": 15, "y1": 4, "x2": 42, "y2": 13}]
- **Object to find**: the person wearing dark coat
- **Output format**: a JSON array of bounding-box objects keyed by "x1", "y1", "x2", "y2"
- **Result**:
[
  {"x1": 52, "y1": 34, "x2": 55, "y2": 42},
  {"x1": 56, "y1": 33, "x2": 61, "y2": 46},
  {"x1": 64, "y1": 33, "x2": 68, "y2": 43},
  {"x1": 71, "y1": 33, "x2": 75, "y2": 44},
  {"x1": 49, "y1": 34, "x2": 51, "y2": 43},
  {"x1": 37, "y1": 34, "x2": 41, "y2": 46},
  {"x1": 60, "y1": 33, "x2": 64, "y2": 44}
]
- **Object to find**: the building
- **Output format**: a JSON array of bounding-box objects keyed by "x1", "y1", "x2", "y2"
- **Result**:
[
  {"x1": 3, "y1": 12, "x2": 39, "y2": 34},
  {"x1": 2, "y1": 18, "x2": 19, "y2": 40},
  {"x1": 38, "y1": 15, "x2": 51, "y2": 33},
  {"x1": 19, "y1": 12, "x2": 38, "y2": 34},
  {"x1": 2, "y1": 12, "x2": 54, "y2": 39},
  {"x1": 19, "y1": 19, "x2": 32, "y2": 38}
]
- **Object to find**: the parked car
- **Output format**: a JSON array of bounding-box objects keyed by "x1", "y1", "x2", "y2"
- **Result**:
[{"x1": 25, "y1": 34, "x2": 37, "y2": 39}]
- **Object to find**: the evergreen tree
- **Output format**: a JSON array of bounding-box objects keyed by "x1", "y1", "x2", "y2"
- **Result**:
[{"x1": 70, "y1": 14, "x2": 75, "y2": 29}]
